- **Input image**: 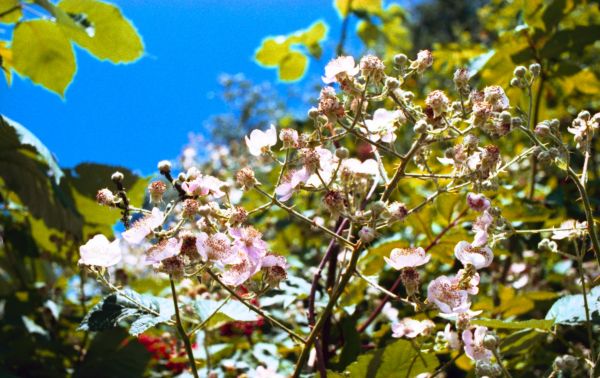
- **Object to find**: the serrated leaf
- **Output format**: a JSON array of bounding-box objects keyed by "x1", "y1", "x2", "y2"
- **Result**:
[
  {"x1": 79, "y1": 288, "x2": 174, "y2": 336},
  {"x1": 0, "y1": 0, "x2": 21, "y2": 23},
  {"x1": 278, "y1": 51, "x2": 308, "y2": 82},
  {"x1": 11, "y1": 20, "x2": 76, "y2": 96},
  {"x1": 58, "y1": 0, "x2": 144, "y2": 63},
  {"x1": 546, "y1": 286, "x2": 600, "y2": 325}
]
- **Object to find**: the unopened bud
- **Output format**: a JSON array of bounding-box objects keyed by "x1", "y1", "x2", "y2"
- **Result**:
[
  {"x1": 529, "y1": 63, "x2": 541, "y2": 77},
  {"x1": 157, "y1": 160, "x2": 172, "y2": 173},
  {"x1": 359, "y1": 226, "x2": 376, "y2": 243},
  {"x1": 510, "y1": 77, "x2": 521, "y2": 87},
  {"x1": 308, "y1": 107, "x2": 320, "y2": 119},
  {"x1": 482, "y1": 333, "x2": 499, "y2": 349},
  {"x1": 335, "y1": 147, "x2": 349, "y2": 159},
  {"x1": 385, "y1": 77, "x2": 400, "y2": 90},
  {"x1": 513, "y1": 66, "x2": 527, "y2": 78},
  {"x1": 393, "y1": 53, "x2": 408, "y2": 66},
  {"x1": 111, "y1": 171, "x2": 124, "y2": 183},
  {"x1": 535, "y1": 123, "x2": 551, "y2": 136},
  {"x1": 511, "y1": 117, "x2": 523, "y2": 127},
  {"x1": 578, "y1": 110, "x2": 591, "y2": 121},
  {"x1": 413, "y1": 120, "x2": 428, "y2": 133}
]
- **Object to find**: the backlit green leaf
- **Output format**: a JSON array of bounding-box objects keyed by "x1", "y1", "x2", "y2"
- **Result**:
[
  {"x1": 11, "y1": 20, "x2": 76, "y2": 96},
  {"x1": 278, "y1": 51, "x2": 308, "y2": 82}
]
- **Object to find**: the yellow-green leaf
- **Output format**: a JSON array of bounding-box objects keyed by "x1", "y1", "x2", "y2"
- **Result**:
[
  {"x1": 255, "y1": 37, "x2": 290, "y2": 67},
  {"x1": 0, "y1": 41, "x2": 12, "y2": 85},
  {"x1": 12, "y1": 20, "x2": 76, "y2": 96},
  {"x1": 0, "y1": 0, "x2": 21, "y2": 23},
  {"x1": 278, "y1": 51, "x2": 307, "y2": 82},
  {"x1": 300, "y1": 20, "x2": 328, "y2": 46},
  {"x1": 58, "y1": 0, "x2": 143, "y2": 63},
  {"x1": 334, "y1": 0, "x2": 382, "y2": 17}
]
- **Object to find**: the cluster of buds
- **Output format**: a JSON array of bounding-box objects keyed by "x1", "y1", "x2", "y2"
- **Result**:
[{"x1": 510, "y1": 63, "x2": 541, "y2": 89}]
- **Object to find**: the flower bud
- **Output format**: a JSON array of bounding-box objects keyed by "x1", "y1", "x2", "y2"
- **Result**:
[
  {"x1": 500, "y1": 111, "x2": 511, "y2": 124},
  {"x1": 148, "y1": 181, "x2": 167, "y2": 203},
  {"x1": 535, "y1": 123, "x2": 551, "y2": 136},
  {"x1": 510, "y1": 77, "x2": 521, "y2": 87},
  {"x1": 578, "y1": 110, "x2": 591, "y2": 121},
  {"x1": 393, "y1": 53, "x2": 408, "y2": 66},
  {"x1": 335, "y1": 147, "x2": 349, "y2": 159},
  {"x1": 388, "y1": 202, "x2": 408, "y2": 221},
  {"x1": 177, "y1": 172, "x2": 186, "y2": 183},
  {"x1": 359, "y1": 226, "x2": 376, "y2": 243},
  {"x1": 111, "y1": 171, "x2": 124, "y2": 183},
  {"x1": 549, "y1": 118, "x2": 560, "y2": 129},
  {"x1": 157, "y1": 160, "x2": 172, "y2": 173},
  {"x1": 413, "y1": 120, "x2": 428, "y2": 133},
  {"x1": 529, "y1": 63, "x2": 541, "y2": 77},
  {"x1": 453, "y1": 68, "x2": 470, "y2": 90},
  {"x1": 385, "y1": 77, "x2": 400, "y2": 90},
  {"x1": 370, "y1": 201, "x2": 387, "y2": 215},
  {"x1": 463, "y1": 134, "x2": 479, "y2": 148},
  {"x1": 511, "y1": 117, "x2": 523, "y2": 128},
  {"x1": 308, "y1": 107, "x2": 320, "y2": 119},
  {"x1": 513, "y1": 66, "x2": 527, "y2": 78},
  {"x1": 475, "y1": 360, "x2": 502, "y2": 378},
  {"x1": 96, "y1": 188, "x2": 115, "y2": 206},
  {"x1": 482, "y1": 333, "x2": 499, "y2": 349}
]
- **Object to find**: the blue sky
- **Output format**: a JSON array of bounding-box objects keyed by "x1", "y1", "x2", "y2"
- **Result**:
[{"x1": 0, "y1": 0, "x2": 378, "y2": 173}]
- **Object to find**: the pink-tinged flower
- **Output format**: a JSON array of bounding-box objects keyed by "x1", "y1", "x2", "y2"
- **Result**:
[
  {"x1": 483, "y1": 86, "x2": 509, "y2": 111},
  {"x1": 427, "y1": 275, "x2": 471, "y2": 314},
  {"x1": 552, "y1": 220, "x2": 588, "y2": 240},
  {"x1": 220, "y1": 248, "x2": 259, "y2": 286},
  {"x1": 453, "y1": 269, "x2": 480, "y2": 295},
  {"x1": 182, "y1": 175, "x2": 226, "y2": 198},
  {"x1": 275, "y1": 167, "x2": 311, "y2": 201},
  {"x1": 444, "y1": 324, "x2": 461, "y2": 350},
  {"x1": 229, "y1": 226, "x2": 268, "y2": 264},
  {"x1": 466, "y1": 193, "x2": 490, "y2": 212},
  {"x1": 245, "y1": 124, "x2": 277, "y2": 156},
  {"x1": 196, "y1": 232, "x2": 238, "y2": 264},
  {"x1": 79, "y1": 234, "x2": 122, "y2": 267},
  {"x1": 122, "y1": 207, "x2": 163, "y2": 245},
  {"x1": 454, "y1": 241, "x2": 494, "y2": 269},
  {"x1": 391, "y1": 318, "x2": 435, "y2": 339},
  {"x1": 342, "y1": 158, "x2": 380, "y2": 177},
  {"x1": 145, "y1": 237, "x2": 182, "y2": 265},
  {"x1": 472, "y1": 211, "x2": 494, "y2": 247},
  {"x1": 322, "y1": 56, "x2": 359, "y2": 84},
  {"x1": 462, "y1": 326, "x2": 493, "y2": 361},
  {"x1": 384, "y1": 247, "x2": 430, "y2": 270},
  {"x1": 364, "y1": 108, "x2": 404, "y2": 143},
  {"x1": 261, "y1": 253, "x2": 288, "y2": 287}
]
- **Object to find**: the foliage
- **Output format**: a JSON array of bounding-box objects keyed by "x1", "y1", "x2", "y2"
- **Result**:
[{"x1": 1, "y1": 0, "x2": 143, "y2": 96}]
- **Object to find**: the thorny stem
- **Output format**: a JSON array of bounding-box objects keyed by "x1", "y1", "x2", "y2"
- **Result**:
[
  {"x1": 574, "y1": 241, "x2": 595, "y2": 363},
  {"x1": 357, "y1": 208, "x2": 467, "y2": 333},
  {"x1": 254, "y1": 186, "x2": 356, "y2": 248},
  {"x1": 201, "y1": 270, "x2": 307, "y2": 344},
  {"x1": 381, "y1": 134, "x2": 427, "y2": 202},
  {"x1": 492, "y1": 348, "x2": 513, "y2": 378},
  {"x1": 170, "y1": 278, "x2": 199, "y2": 378},
  {"x1": 519, "y1": 126, "x2": 600, "y2": 267}
]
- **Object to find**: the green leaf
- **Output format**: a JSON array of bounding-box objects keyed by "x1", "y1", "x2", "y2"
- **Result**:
[
  {"x1": 334, "y1": 0, "x2": 382, "y2": 17},
  {"x1": 542, "y1": 0, "x2": 566, "y2": 31},
  {"x1": 74, "y1": 328, "x2": 151, "y2": 378},
  {"x1": 0, "y1": 116, "x2": 83, "y2": 235},
  {"x1": 278, "y1": 51, "x2": 308, "y2": 82},
  {"x1": 58, "y1": 0, "x2": 144, "y2": 63},
  {"x1": 11, "y1": 20, "x2": 76, "y2": 96},
  {"x1": 471, "y1": 318, "x2": 554, "y2": 331},
  {"x1": 545, "y1": 286, "x2": 600, "y2": 325},
  {"x1": 79, "y1": 288, "x2": 175, "y2": 336},
  {"x1": 192, "y1": 299, "x2": 258, "y2": 330},
  {"x1": 255, "y1": 37, "x2": 291, "y2": 67},
  {"x1": 0, "y1": 0, "x2": 21, "y2": 23},
  {"x1": 329, "y1": 340, "x2": 438, "y2": 377}
]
